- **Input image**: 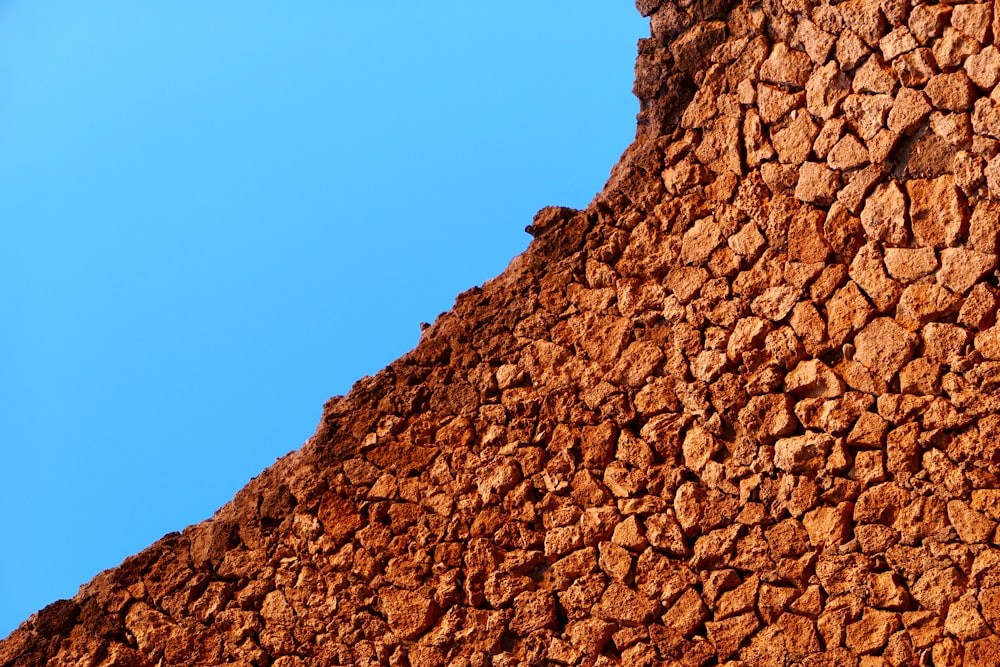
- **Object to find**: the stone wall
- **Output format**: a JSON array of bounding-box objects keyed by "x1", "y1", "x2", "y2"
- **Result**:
[{"x1": 5, "y1": 0, "x2": 1000, "y2": 664}]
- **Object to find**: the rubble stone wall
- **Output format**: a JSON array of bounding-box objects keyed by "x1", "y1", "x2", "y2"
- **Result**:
[{"x1": 5, "y1": 0, "x2": 1000, "y2": 664}]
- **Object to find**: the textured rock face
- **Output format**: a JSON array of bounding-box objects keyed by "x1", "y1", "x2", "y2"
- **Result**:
[{"x1": 7, "y1": 0, "x2": 1000, "y2": 665}]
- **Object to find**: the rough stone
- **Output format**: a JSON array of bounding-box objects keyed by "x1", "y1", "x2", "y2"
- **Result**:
[
  {"x1": 906, "y1": 176, "x2": 969, "y2": 249},
  {"x1": 15, "y1": 4, "x2": 1000, "y2": 667},
  {"x1": 853, "y1": 318, "x2": 919, "y2": 382}
]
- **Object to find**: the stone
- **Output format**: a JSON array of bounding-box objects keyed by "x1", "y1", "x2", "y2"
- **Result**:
[
  {"x1": 838, "y1": 163, "x2": 889, "y2": 215},
  {"x1": 840, "y1": 0, "x2": 887, "y2": 47},
  {"x1": 975, "y1": 326, "x2": 1000, "y2": 360},
  {"x1": 849, "y1": 243, "x2": 902, "y2": 313},
  {"x1": 797, "y1": 20, "x2": 836, "y2": 65},
  {"x1": 922, "y1": 322, "x2": 970, "y2": 362},
  {"x1": 827, "y1": 280, "x2": 874, "y2": 346},
  {"x1": 968, "y1": 46, "x2": 1000, "y2": 91},
  {"x1": 887, "y1": 87, "x2": 932, "y2": 136},
  {"x1": 379, "y1": 587, "x2": 440, "y2": 640},
  {"x1": 739, "y1": 393, "x2": 797, "y2": 444},
  {"x1": 823, "y1": 202, "x2": 865, "y2": 257},
  {"x1": 757, "y1": 84, "x2": 806, "y2": 125},
  {"x1": 510, "y1": 590, "x2": 557, "y2": 636},
  {"x1": 854, "y1": 55, "x2": 898, "y2": 95},
  {"x1": 944, "y1": 595, "x2": 991, "y2": 642},
  {"x1": 681, "y1": 216, "x2": 725, "y2": 266},
  {"x1": 843, "y1": 94, "x2": 894, "y2": 140},
  {"x1": 706, "y1": 613, "x2": 760, "y2": 659},
  {"x1": 880, "y1": 26, "x2": 918, "y2": 61},
  {"x1": 743, "y1": 110, "x2": 776, "y2": 169},
  {"x1": 893, "y1": 48, "x2": 937, "y2": 88},
  {"x1": 853, "y1": 318, "x2": 919, "y2": 382},
  {"x1": 925, "y1": 71, "x2": 977, "y2": 112},
  {"x1": 895, "y1": 283, "x2": 961, "y2": 327},
  {"x1": 802, "y1": 503, "x2": 853, "y2": 549},
  {"x1": 948, "y1": 500, "x2": 997, "y2": 544},
  {"x1": 973, "y1": 98, "x2": 1000, "y2": 138},
  {"x1": 795, "y1": 162, "x2": 839, "y2": 206},
  {"x1": 883, "y1": 248, "x2": 937, "y2": 283},
  {"x1": 859, "y1": 181, "x2": 908, "y2": 246},
  {"x1": 773, "y1": 114, "x2": 820, "y2": 164},
  {"x1": 26, "y1": 4, "x2": 1000, "y2": 667},
  {"x1": 959, "y1": 283, "x2": 999, "y2": 330},
  {"x1": 931, "y1": 111, "x2": 973, "y2": 148},
  {"x1": 937, "y1": 247, "x2": 997, "y2": 294},
  {"x1": 660, "y1": 587, "x2": 709, "y2": 636},
  {"x1": 827, "y1": 133, "x2": 869, "y2": 171},
  {"x1": 908, "y1": 4, "x2": 950, "y2": 44},
  {"x1": 899, "y1": 357, "x2": 942, "y2": 395},
  {"x1": 813, "y1": 118, "x2": 847, "y2": 160},
  {"x1": 760, "y1": 43, "x2": 813, "y2": 89},
  {"x1": 912, "y1": 567, "x2": 967, "y2": 617},
  {"x1": 969, "y1": 201, "x2": 1000, "y2": 254},
  {"x1": 774, "y1": 432, "x2": 835, "y2": 473},
  {"x1": 933, "y1": 27, "x2": 980, "y2": 70},
  {"x1": 788, "y1": 210, "x2": 832, "y2": 264},
  {"x1": 785, "y1": 359, "x2": 844, "y2": 398},
  {"x1": 906, "y1": 176, "x2": 969, "y2": 248},
  {"x1": 838, "y1": 30, "x2": 873, "y2": 71},
  {"x1": 952, "y1": 4, "x2": 991, "y2": 44},
  {"x1": 751, "y1": 286, "x2": 801, "y2": 321},
  {"x1": 806, "y1": 62, "x2": 852, "y2": 120}
]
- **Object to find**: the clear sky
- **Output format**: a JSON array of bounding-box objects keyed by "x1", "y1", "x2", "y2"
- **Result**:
[{"x1": 0, "y1": 3, "x2": 646, "y2": 635}]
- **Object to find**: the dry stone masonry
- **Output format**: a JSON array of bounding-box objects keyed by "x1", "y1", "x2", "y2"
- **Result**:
[{"x1": 7, "y1": 0, "x2": 1000, "y2": 664}]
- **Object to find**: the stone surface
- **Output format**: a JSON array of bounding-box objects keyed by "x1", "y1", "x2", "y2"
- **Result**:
[{"x1": 10, "y1": 2, "x2": 1000, "y2": 665}]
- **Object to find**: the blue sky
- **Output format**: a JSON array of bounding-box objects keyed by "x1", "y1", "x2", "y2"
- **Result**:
[{"x1": 0, "y1": 3, "x2": 645, "y2": 635}]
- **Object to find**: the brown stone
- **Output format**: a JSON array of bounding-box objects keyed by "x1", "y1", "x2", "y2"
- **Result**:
[
  {"x1": 806, "y1": 62, "x2": 852, "y2": 120},
  {"x1": 896, "y1": 283, "x2": 961, "y2": 327},
  {"x1": 893, "y1": 48, "x2": 937, "y2": 88},
  {"x1": 785, "y1": 359, "x2": 844, "y2": 398},
  {"x1": 705, "y1": 612, "x2": 759, "y2": 659},
  {"x1": 838, "y1": 30, "x2": 873, "y2": 70},
  {"x1": 751, "y1": 285, "x2": 801, "y2": 321},
  {"x1": 846, "y1": 608, "x2": 901, "y2": 655},
  {"x1": 379, "y1": 587, "x2": 440, "y2": 640},
  {"x1": 968, "y1": 46, "x2": 1000, "y2": 91},
  {"x1": 803, "y1": 503, "x2": 853, "y2": 550},
  {"x1": 827, "y1": 281, "x2": 874, "y2": 347},
  {"x1": 938, "y1": 247, "x2": 996, "y2": 294},
  {"x1": 948, "y1": 500, "x2": 997, "y2": 544},
  {"x1": 659, "y1": 587, "x2": 708, "y2": 636},
  {"x1": 976, "y1": 325, "x2": 1000, "y2": 360},
  {"x1": 853, "y1": 317, "x2": 918, "y2": 382},
  {"x1": 887, "y1": 87, "x2": 932, "y2": 136},
  {"x1": 843, "y1": 94, "x2": 894, "y2": 140},
  {"x1": 795, "y1": 162, "x2": 840, "y2": 206},
  {"x1": 849, "y1": 244, "x2": 901, "y2": 313},
  {"x1": 883, "y1": 247, "x2": 937, "y2": 283},
  {"x1": 839, "y1": 163, "x2": 890, "y2": 215},
  {"x1": 860, "y1": 181, "x2": 908, "y2": 245},
  {"x1": 926, "y1": 71, "x2": 977, "y2": 112},
  {"x1": 840, "y1": 0, "x2": 888, "y2": 47},
  {"x1": 757, "y1": 84, "x2": 806, "y2": 125},
  {"x1": 880, "y1": 26, "x2": 918, "y2": 61},
  {"x1": 774, "y1": 432, "x2": 835, "y2": 473},
  {"x1": 911, "y1": 567, "x2": 966, "y2": 616},
  {"x1": 906, "y1": 176, "x2": 969, "y2": 249},
  {"x1": 773, "y1": 114, "x2": 821, "y2": 165},
  {"x1": 933, "y1": 26, "x2": 980, "y2": 70},
  {"x1": 854, "y1": 55, "x2": 898, "y2": 95},
  {"x1": 761, "y1": 43, "x2": 813, "y2": 89},
  {"x1": 827, "y1": 133, "x2": 869, "y2": 171}
]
